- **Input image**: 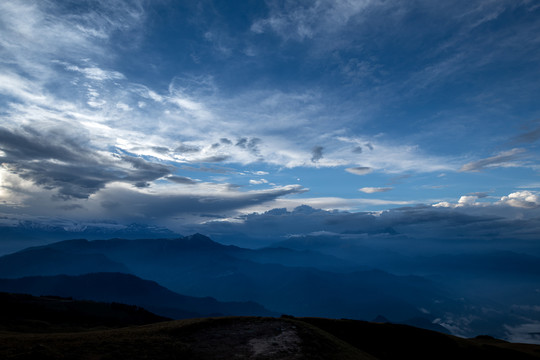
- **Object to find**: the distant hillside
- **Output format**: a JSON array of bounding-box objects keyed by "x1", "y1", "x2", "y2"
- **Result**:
[
  {"x1": 0, "y1": 292, "x2": 168, "y2": 332},
  {"x1": 0, "y1": 272, "x2": 274, "y2": 319},
  {"x1": 0, "y1": 234, "x2": 453, "y2": 323},
  {"x1": 1, "y1": 315, "x2": 540, "y2": 360},
  {"x1": 3, "y1": 234, "x2": 538, "y2": 341},
  {"x1": 0, "y1": 247, "x2": 130, "y2": 277}
]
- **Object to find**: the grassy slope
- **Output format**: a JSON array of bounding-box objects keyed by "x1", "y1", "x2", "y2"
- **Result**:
[
  {"x1": 1, "y1": 294, "x2": 539, "y2": 359},
  {"x1": 0, "y1": 317, "x2": 373, "y2": 360},
  {"x1": 1, "y1": 316, "x2": 540, "y2": 360}
]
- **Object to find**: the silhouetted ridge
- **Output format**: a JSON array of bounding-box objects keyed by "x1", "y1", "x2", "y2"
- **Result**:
[
  {"x1": 0, "y1": 247, "x2": 129, "y2": 278},
  {"x1": 0, "y1": 291, "x2": 168, "y2": 332},
  {"x1": 0, "y1": 272, "x2": 274, "y2": 319}
]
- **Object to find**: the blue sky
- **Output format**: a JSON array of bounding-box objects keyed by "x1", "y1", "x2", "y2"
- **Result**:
[{"x1": 1, "y1": 0, "x2": 540, "y2": 237}]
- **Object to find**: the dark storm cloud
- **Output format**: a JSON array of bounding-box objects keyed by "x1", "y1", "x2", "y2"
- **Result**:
[
  {"x1": 352, "y1": 146, "x2": 363, "y2": 154},
  {"x1": 311, "y1": 146, "x2": 323, "y2": 162},
  {"x1": 0, "y1": 126, "x2": 174, "y2": 198},
  {"x1": 189, "y1": 204, "x2": 540, "y2": 250},
  {"x1": 56, "y1": 204, "x2": 84, "y2": 211},
  {"x1": 200, "y1": 155, "x2": 230, "y2": 163},
  {"x1": 220, "y1": 138, "x2": 233, "y2": 145},
  {"x1": 175, "y1": 144, "x2": 200, "y2": 153},
  {"x1": 96, "y1": 185, "x2": 307, "y2": 219},
  {"x1": 460, "y1": 148, "x2": 526, "y2": 172},
  {"x1": 236, "y1": 137, "x2": 262, "y2": 155},
  {"x1": 236, "y1": 137, "x2": 248, "y2": 148},
  {"x1": 247, "y1": 138, "x2": 261, "y2": 154},
  {"x1": 167, "y1": 175, "x2": 198, "y2": 185},
  {"x1": 151, "y1": 146, "x2": 170, "y2": 154},
  {"x1": 120, "y1": 155, "x2": 172, "y2": 181},
  {"x1": 0, "y1": 126, "x2": 88, "y2": 162}
]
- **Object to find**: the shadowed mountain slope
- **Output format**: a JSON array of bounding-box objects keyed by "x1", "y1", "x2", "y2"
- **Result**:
[
  {"x1": 0, "y1": 235, "x2": 454, "y2": 323},
  {"x1": 0, "y1": 291, "x2": 169, "y2": 332},
  {"x1": 0, "y1": 273, "x2": 274, "y2": 319}
]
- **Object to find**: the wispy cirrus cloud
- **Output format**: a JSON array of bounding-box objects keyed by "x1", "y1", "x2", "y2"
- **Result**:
[
  {"x1": 459, "y1": 148, "x2": 527, "y2": 172},
  {"x1": 1, "y1": 0, "x2": 539, "y2": 238}
]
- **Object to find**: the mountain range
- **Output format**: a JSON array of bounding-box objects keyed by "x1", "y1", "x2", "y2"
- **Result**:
[{"x1": 0, "y1": 233, "x2": 539, "y2": 341}]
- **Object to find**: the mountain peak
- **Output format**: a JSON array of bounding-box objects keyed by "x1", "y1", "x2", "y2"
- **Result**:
[{"x1": 182, "y1": 233, "x2": 219, "y2": 246}]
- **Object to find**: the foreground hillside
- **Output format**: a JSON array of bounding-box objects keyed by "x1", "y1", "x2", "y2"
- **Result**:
[
  {"x1": 0, "y1": 292, "x2": 169, "y2": 333},
  {"x1": 2, "y1": 314, "x2": 540, "y2": 360}
]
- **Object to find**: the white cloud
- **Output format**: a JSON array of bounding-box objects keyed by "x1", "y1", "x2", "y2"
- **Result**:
[
  {"x1": 433, "y1": 195, "x2": 483, "y2": 208},
  {"x1": 66, "y1": 65, "x2": 125, "y2": 81},
  {"x1": 498, "y1": 191, "x2": 540, "y2": 208},
  {"x1": 346, "y1": 167, "x2": 373, "y2": 175},
  {"x1": 0, "y1": 72, "x2": 48, "y2": 104},
  {"x1": 434, "y1": 190, "x2": 540, "y2": 209},
  {"x1": 359, "y1": 187, "x2": 392, "y2": 193},
  {"x1": 251, "y1": 0, "x2": 381, "y2": 42},
  {"x1": 116, "y1": 102, "x2": 132, "y2": 111},
  {"x1": 250, "y1": 179, "x2": 269, "y2": 185}
]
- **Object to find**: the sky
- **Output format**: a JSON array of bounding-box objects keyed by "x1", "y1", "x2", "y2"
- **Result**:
[{"x1": 1, "y1": 0, "x2": 540, "y2": 245}]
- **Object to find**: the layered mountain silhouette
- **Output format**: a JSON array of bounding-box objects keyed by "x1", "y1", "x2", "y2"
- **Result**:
[
  {"x1": 0, "y1": 234, "x2": 452, "y2": 324},
  {"x1": 0, "y1": 272, "x2": 274, "y2": 319},
  {"x1": 2, "y1": 233, "x2": 537, "y2": 340}
]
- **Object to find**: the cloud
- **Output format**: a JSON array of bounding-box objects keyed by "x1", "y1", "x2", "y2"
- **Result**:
[
  {"x1": 167, "y1": 176, "x2": 198, "y2": 185},
  {"x1": 250, "y1": 179, "x2": 269, "y2": 185},
  {"x1": 346, "y1": 167, "x2": 373, "y2": 175},
  {"x1": 468, "y1": 192, "x2": 489, "y2": 199},
  {"x1": 182, "y1": 199, "x2": 540, "y2": 251},
  {"x1": 459, "y1": 148, "x2": 526, "y2": 172},
  {"x1": 504, "y1": 323, "x2": 540, "y2": 344},
  {"x1": 359, "y1": 187, "x2": 393, "y2": 193},
  {"x1": 498, "y1": 191, "x2": 540, "y2": 209},
  {"x1": 311, "y1": 146, "x2": 324, "y2": 163},
  {"x1": 434, "y1": 190, "x2": 540, "y2": 210},
  {"x1": 513, "y1": 124, "x2": 540, "y2": 144},
  {"x1": 175, "y1": 144, "x2": 200, "y2": 153},
  {"x1": 66, "y1": 65, "x2": 125, "y2": 81},
  {"x1": 236, "y1": 137, "x2": 262, "y2": 155},
  {"x1": 433, "y1": 195, "x2": 484, "y2": 208},
  {"x1": 0, "y1": 126, "x2": 173, "y2": 198},
  {"x1": 199, "y1": 155, "x2": 230, "y2": 163},
  {"x1": 90, "y1": 183, "x2": 308, "y2": 221},
  {"x1": 250, "y1": 0, "x2": 381, "y2": 42}
]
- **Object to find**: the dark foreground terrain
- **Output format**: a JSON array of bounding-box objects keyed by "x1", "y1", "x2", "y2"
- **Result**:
[{"x1": 1, "y1": 293, "x2": 540, "y2": 360}]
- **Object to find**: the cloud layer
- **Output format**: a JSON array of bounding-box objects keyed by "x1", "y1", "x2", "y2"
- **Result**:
[{"x1": 0, "y1": 0, "x2": 539, "y2": 241}]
